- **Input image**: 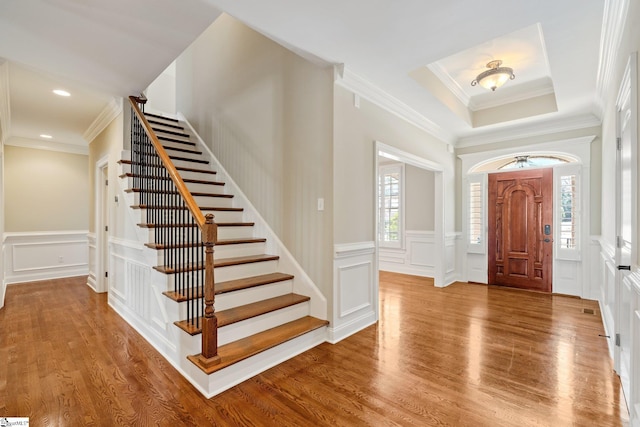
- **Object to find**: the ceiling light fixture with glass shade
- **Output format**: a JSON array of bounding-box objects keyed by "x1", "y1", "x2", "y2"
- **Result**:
[{"x1": 471, "y1": 60, "x2": 515, "y2": 91}]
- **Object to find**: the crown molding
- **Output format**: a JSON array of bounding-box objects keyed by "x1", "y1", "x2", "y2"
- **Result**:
[
  {"x1": 0, "y1": 61, "x2": 10, "y2": 146},
  {"x1": 83, "y1": 97, "x2": 123, "y2": 143},
  {"x1": 594, "y1": 0, "x2": 630, "y2": 118},
  {"x1": 456, "y1": 113, "x2": 601, "y2": 148},
  {"x1": 427, "y1": 62, "x2": 471, "y2": 107},
  {"x1": 5, "y1": 136, "x2": 88, "y2": 155},
  {"x1": 335, "y1": 65, "x2": 455, "y2": 144}
]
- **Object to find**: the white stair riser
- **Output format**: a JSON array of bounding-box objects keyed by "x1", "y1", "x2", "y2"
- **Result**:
[
  {"x1": 155, "y1": 242, "x2": 267, "y2": 265},
  {"x1": 145, "y1": 225, "x2": 254, "y2": 244},
  {"x1": 156, "y1": 133, "x2": 191, "y2": 143},
  {"x1": 160, "y1": 140, "x2": 196, "y2": 151},
  {"x1": 164, "y1": 149, "x2": 204, "y2": 161},
  {"x1": 215, "y1": 260, "x2": 279, "y2": 282},
  {"x1": 170, "y1": 158, "x2": 210, "y2": 169},
  {"x1": 161, "y1": 260, "x2": 279, "y2": 287},
  {"x1": 199, "y1": 325, "x2": 327, "y2": 398},
  {"x1": 217, "y1": 302, "x2": 310, "y2": 346},
  {"x1": 125, "y1": 176, "x2": 224, "y2": 194},
  {"x1": 151, "y1": 123, "x2": 186, "y2": 133},
  {"x1": 216, "y1": 280, "x2": 293, "y2": 311},
  {"x1": 132, "y1": 193, "x2": 234, "y2": 208},
  {"x1": 121, "y1": 164, "x2": 216, "y2": 181},
  {"x1": 133, "y1": 208, "x2": 244, "y2": 224},
  {"x1": 217, "y1": 226, "x2": 254, "y2": 240},
  {"x1": 174, "y1": 280, "x2": 294, "y2": 318}
]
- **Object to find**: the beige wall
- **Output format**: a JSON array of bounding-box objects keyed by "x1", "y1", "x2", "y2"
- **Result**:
[
  {"x1": 4, "y1": 144, "x2": 88, "y2": 232},
  {"x1": 333, "y1": 85, "x2": 456, "y2": 245},
  {"x1": 405, "y1": 164, "x2": 435, "y2": 231},
  {"x1": 176, "y1": 14, "x2": 334, "y2": 296}
]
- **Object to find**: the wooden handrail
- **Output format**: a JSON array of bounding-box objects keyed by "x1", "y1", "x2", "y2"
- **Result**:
[
  {"x1": 129, "y1": 96, "x2": 220, "y2": 365},
  {"x1": 129, "y1": 96, "x2": 206, "y2": 227}
]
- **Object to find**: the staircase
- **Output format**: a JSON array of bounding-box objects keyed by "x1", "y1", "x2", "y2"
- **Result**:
[{"x1": 118, "y1": 104, "x2": 328, "y2": 395}]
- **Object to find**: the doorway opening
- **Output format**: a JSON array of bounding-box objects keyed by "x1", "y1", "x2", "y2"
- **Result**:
[
  {"x1": 95, "y1": 156, "x2": 109, "y2": 293},
  {"x1": 374, "y1": 141, "x2": 445, "y2": 287},
  {"x1": 488, "y1": 168, "x2": 553, "y2": 292}
]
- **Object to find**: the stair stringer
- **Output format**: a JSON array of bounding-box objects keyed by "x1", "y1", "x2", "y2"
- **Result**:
[{"x1": 178, "y1": 113, "x2": 328, "y2": 321}]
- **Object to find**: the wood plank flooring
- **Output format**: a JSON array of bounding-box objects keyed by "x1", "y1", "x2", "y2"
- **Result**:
[{"x1": 0, "y1": 272, "x2": 628, "y2": 426}]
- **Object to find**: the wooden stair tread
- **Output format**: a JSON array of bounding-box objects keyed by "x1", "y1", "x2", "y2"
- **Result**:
[
  {"x1": 163, "y1": 272, "x2": 294, "y2": 302},
  {"x1": 216, "y1": 238, "x2": 267, "y2": 245},
  {"x1": 217, "y1": 293, "x2": 309, "y2": 326},
  {"x1": 139, "y1": 221, "x2": 253, "y2": 229},
  {"x1": 158, "y1": 135, "x2": 195, "y2": 146},
  {"x1": 127, "y1": 188, "x2": 233, "y2": 197},
  {"x1": 175, "y1": 293, "x2": 310, "y2": 335},
  {"x1": 131, "y1": 151, "x2": 208, "y2": 165},
  {"x1": 152, "y1": 127, "x2": 190, "y2": 138},
  {"x1": 147, "y1": 238, "x2": 265, "y2": 250},
  {"x1": 120, "y1": 173, "x2": 224, "y2": 186},
  {"x1": 119, "y1": 160, "x2": 217, "y2": 175},
  {"x1": 162, "y1": 145, "x2": 202, "y2": 156},
  {"x1": 146, "y1": 118, "x2": 184, "y2": 130},
  {"x1": 154, "y1": 254, "x2": 280, "y2": 273},
  {"x1": 187, "y1": 316, "x2": 329, "y2": 374},
  {"x1": 144, "y1": 112, "x2": 179, "y2": 122},
  {"x1": 132, "y1": 205, "x2": 242, "y2": 212}
]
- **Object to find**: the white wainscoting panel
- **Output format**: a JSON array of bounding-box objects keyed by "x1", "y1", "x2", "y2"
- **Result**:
[
  {"x1": 444, "y1": 232, "x2": 461, "y2": 285},
  {"x1": 4, "y1": 231, "x2": 89, "y2": 284},
  {"x1": 331, "y1": 241, "x2": 376, "y2": 343},
  {"x1": 599, "y1": 241, "x2": 617, "y2": 360},
  {"x1": 108, "y1": 237, "x2": 179, "y2": 359},
  {"x1": 553, "y1": 260, "x2": 581, "y2": 296},
  {"x1": 621, "y1": 271, "x2": 640, "y2": 425},
  {"x1": 466, "y1": 253, "x2": 487, "y2": 284},
  {"x1": 87, "y1": 233, "x2": 97, "y2": 291},
  {"x1": 379, "y1": 231, "x2": 435, "y2": 277}
]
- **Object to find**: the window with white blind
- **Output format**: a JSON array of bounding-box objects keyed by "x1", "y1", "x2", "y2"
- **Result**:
[
  {"x1": 378, "y1": 164, "x2": 404, "y2": 248},
  {"x1": 555, "y1": 164, "x2": 580, "y2": 260},
  {"x1": 467, "y1": 175, "x2": 485, "y2": 253}
]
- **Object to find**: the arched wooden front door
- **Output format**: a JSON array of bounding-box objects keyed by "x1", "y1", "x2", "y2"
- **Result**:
[{"x1": 488, "y1": 169, "x2": 553, "y2": 292}]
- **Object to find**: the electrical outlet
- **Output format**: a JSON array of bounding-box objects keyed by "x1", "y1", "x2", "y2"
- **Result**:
[{"x1": 317, "y1": 198, "x2": 324, "y2": 211}]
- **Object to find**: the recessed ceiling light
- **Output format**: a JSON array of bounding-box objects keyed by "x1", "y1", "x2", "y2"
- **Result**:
[
  {"x1": 53, "y1": 89, "x2": 70, "y2": 97},
  {"x1": 40, "y1": 134, "x2": 53, "y2": 139}
]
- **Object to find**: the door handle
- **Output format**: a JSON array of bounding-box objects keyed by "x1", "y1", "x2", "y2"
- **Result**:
[
  {"x1": 544, "y1": 238, "x2": 551, "y2": 243},
  {"x1": 617, "y1": 265, "x2": 631, "y2": 271}
]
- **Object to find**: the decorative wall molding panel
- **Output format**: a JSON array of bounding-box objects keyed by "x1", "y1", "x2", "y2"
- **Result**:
[
  {"x1": 330, "y1": 241, "x2": 376, "y2": 343},
  {"x1": 3, "y1": 231, "x2": 89, "y2": 284},
  {"x1": 379, "y1": 231, "x2": 435, "y2": 277},
  {"x1": 87, "y1": 233, "x2": 97, "y2": 291}
]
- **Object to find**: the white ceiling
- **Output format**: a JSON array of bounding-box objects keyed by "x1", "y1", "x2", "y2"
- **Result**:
[{"x1": 0, "y1": 0, "x2": 607, "y2": 149}]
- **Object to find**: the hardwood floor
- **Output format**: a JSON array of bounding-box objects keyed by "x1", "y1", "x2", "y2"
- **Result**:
[{"x1": 0, "y1": 273, "x2": 628, "y2": 426}]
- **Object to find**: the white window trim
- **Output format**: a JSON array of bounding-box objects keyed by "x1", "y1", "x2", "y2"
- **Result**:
[
  {"x1": 465, "y1": 174, "x2": 486, "y2": 254},
  {"x1": 554, "y1": 163, "x2": 581, "y2": 261},
  {"x1": 378, "y1": 162, "x2": 405, "y2": 249}
]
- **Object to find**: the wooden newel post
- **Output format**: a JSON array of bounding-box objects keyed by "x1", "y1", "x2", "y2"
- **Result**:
[{"x1": 197, "y1": 213, "x2": 221, "y2": 366}]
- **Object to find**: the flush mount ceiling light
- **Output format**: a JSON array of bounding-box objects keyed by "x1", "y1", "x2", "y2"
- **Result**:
[
  {"x1": 514, "y1": 155, "x2": 530, "y2": 168},
  {"x1": 471, "y1": 60, "x2": 515, "y2": 91},
  {"x1": 53, "y1": 89, "x2": 70, "y2": 97},
  {"x1": 40, "y1": 134, "x2": 53, "y2": 139}
]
